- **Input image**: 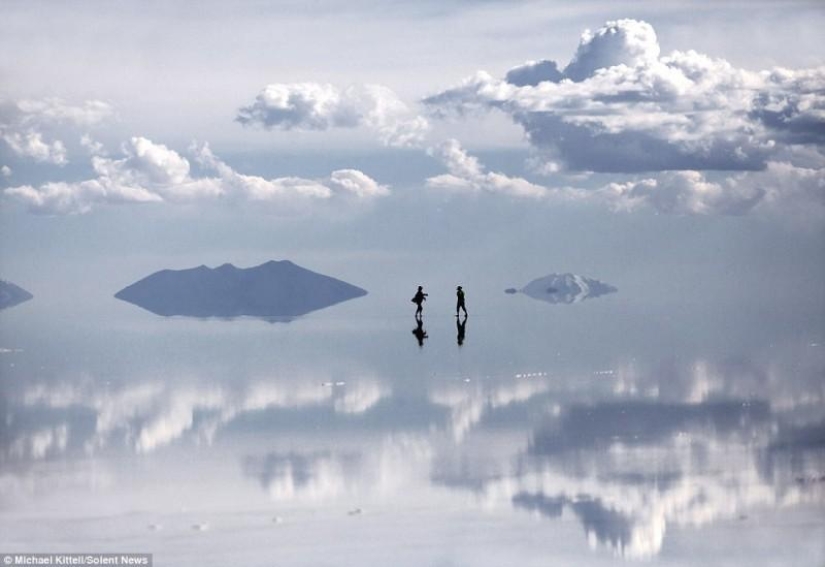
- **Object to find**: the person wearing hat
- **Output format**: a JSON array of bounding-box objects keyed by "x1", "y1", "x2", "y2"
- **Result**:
[{"x1": 456, "y1": 285, "x2": 467, "y2": 317}]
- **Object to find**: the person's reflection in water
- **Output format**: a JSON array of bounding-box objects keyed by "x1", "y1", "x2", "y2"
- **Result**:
[
  {"x1": 412, "y1": 317, "x2": 428, "y2": 347},
  {"x1": 456, "y1": 314, "x2": 467, "y2": 346}
]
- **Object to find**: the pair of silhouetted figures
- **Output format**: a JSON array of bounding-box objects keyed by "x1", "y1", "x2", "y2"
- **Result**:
[
  {"x1": 411, "y1": 285, "x2": 468, "y2": 347},
  {"x1": 411, "y1": 285, "x2": 468, "y2": 318}
]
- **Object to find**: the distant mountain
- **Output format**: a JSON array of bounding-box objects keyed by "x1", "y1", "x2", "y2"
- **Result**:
[
  {"x1": 0, "y1": 280, "x2": 33, "y2": 310},
  {"x1": 510, "y1": 273, "x2": 616, "y2": 304},
  {"x1": 115, "y1": 260, "x2": 367, "y2": 318}
]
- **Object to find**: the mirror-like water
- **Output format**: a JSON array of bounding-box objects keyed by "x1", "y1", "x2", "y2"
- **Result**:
[{"x1": 1, "y1": 281, "x2": 823, "y2": 566}]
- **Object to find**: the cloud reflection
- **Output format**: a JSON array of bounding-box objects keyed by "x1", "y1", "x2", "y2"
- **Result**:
[
  {"x1": 434, "y1": 393, "x2": 823, "y2": 559},
  {"x1": 243, "y1": 436, "x2": 432, "y2": 503},
  {"x1": 429, "y1": 376, "x2": 551, "y2": 441},
  {"x1": 2, "y1": 342, "x2": 822, "y2": 560},
  {"x1": 8, "y1": 375, "x2": 389, "y2": 457},
  {"x1": 423, "y1": 345, "x2": 825, "y2": 559}
]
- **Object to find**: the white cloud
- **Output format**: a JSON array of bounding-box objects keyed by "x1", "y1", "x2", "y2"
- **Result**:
[
  {"x1": 591, "y1": 160, "x2": 825, "y2": 217},
  {"x1": 426, "y1": 139, "x2": 823, "y2": 217},
  {"x1": 1, "y1": 131, "x2": 67, "y2": 165},
  {"x1": 1, "y1": 165, "x2": 11, "y2": 177},
  {"x1": 5, "y1": 179, "x2": 160, "y2": 215},
  {"x1": 758, "y1": 160, "x2": 825, "y2": 214},
  {"x1": 126, "y1": 136, "x2": 191, "y2": 186},
  {"x1": 193, "y1": 142, "x2": 330, "y2": 200},
  {"x1": 4, "y1": 137, "x2": 214, "y2": 214},
  {"x1": 14, "y1": 98, "x2": 114, "y2": 127},
  {"x1": 79, "y1": 134, "x2": 106, "y2": 156},
  {"x1": 193, "y1": 142, "x2": 388, "y2": 201},
  {"x1": 505, "y1": 60, "x2": 563, "y2": 87},
  {"x1": 4, "y1": 137, "x2": 389, "y2": 214},
  {"x1": 426, "y1": 139, "x2": 546, "y2": 198},
  {"x1": 0, "y1": 98, "x2": 114, "y2": 165},
  {"x1": 594, "y1": 171, "x2": 766, "y2": 215},
  {"x1": 563, "y1": 19, "x2": 661, "y2": 82},
  {"x1": 237, "y1": 83, "x2": 429, "y2": 147},
  {"x1": 327, "y1": 169, "x2": 390, "y2": 198},
  {"x1": 423, "y1": 19, "x2": 825, "y2": 177}
]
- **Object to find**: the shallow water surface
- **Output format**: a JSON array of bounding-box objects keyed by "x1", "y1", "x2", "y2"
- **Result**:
[{"x1": 1, "y1": 285, "x2": 823, "y2": 566}]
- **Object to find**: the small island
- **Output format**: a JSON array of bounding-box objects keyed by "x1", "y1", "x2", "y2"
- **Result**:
[
  {"x1": 507, "y1": 273, "x2": 616, "y2": 304},
  {"x1": 115, "y1": 260, "x2": 367, "y2": 318},
  {"x1": 0, "y1": 280, "x2": 33, "y2": 310}
]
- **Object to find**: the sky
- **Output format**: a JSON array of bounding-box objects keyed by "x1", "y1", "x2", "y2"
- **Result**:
[{"x1": 0, "y1": 0, "x2": 824, "y2": 303}]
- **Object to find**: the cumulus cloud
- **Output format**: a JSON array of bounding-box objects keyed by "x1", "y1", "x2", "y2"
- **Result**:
[
  {"x1": 426, "y1": 139, "x2": 547, "y2": 198},
  {"x1": 0, "y1": 98, "x2": 113, "y2": 165},
  {"x1": 237, "y1": 83, "x2": 429, "y2": 147},
  {"x1": 505, "y1": 60, "x2": 563, "y2": 87},
  {"x1": 425, "y1": 139, "x2": 821, "y2": 217},
  {"x1": 594, "y1": 171, "x2": 766, "y2": 215},
  {"x1": 756, "y1": 159, "x2": 825, "y2": 216},
  {"x1": 4, "y1": 137, "x2": 389, "y2": 214},
  {"x1": 192, "y1": 142, "x2": 330, "y2": 200},
  {"x1": 1, "y1": 165, "x2": 11, "y2": 177},
  {"x1": 193, "y1": 142, "x2": 388, "y2": 201},
  {"x1": 420, "y1": 19, "x2": 825, "y2": 217},
  {"x1": 423, "y1": 19, "x2": 825, "y2": 176},
  {"x1": 588, "y1": 159, "x2": 824, "y2": 217},
  {"x1": 5, "y1": 137, "x2": 211, "y2": 214},
  {"x1": 563, "y1": 19, "x2": 660, "y2": 82},
  {"x1": 1, "y1": 131, "x2": 67, "y2": 165}
]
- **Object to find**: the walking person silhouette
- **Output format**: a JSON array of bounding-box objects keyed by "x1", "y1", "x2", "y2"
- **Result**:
[
  {"x1": 412, "y1": 286, "x2": 428, "y2": 318},
  {"x1": 456, "y1": 286, "x2": 468, "y2": 317}
]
